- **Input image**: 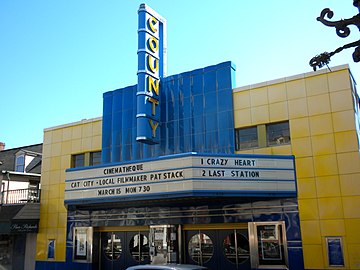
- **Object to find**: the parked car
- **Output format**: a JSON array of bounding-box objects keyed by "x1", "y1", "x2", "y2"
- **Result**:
[{"x1": 126, "y1": 264, "x2": 208, "y2": 270}]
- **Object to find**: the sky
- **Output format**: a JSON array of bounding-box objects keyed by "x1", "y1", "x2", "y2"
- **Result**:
[{"x1": 1, "y1": 0, "x2": 359, "y2": 149}]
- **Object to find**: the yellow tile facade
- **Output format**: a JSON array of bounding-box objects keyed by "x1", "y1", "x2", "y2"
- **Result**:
[
  {"x1": 233, "y1": 65, "x2": 360, "y2": 269},
  {"x1": 36, "y1": 118, "x2": 102, "y2": 262}
]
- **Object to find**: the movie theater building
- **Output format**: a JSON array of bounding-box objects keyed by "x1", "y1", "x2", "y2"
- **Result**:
[{"x1": 35, "y1": 5, "x2": 360, "y2": 270}]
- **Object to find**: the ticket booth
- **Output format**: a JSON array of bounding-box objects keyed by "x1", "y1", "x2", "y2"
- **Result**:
[{"x1": 149, "y1": 225, "x2": 178, "y2": 264}]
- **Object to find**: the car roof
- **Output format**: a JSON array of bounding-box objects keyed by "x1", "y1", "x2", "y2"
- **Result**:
[{"x1": 126, "y1": 264, "x2": 208, "y2": 270}]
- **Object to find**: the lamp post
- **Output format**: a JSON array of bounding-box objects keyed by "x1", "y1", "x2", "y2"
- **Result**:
[{"x1": 309, "y1": 0, "x2": 360, "y2": 71}]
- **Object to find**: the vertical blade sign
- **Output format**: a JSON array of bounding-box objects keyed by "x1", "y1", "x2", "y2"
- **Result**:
[{"x1": 136, "y1": 4, "x2": 167, "y2": 144}]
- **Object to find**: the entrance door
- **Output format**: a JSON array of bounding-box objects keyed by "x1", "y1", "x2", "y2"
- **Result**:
[
  {"x1": 185, "y1": 229, "x2": 251, "y2": 270},
  {"x1": 127, "y1": 231, "x2": 150, "y2": 265},
  {"x1": 186, "y1": 230, "x2": 218, "y2": 269},
  {"x1": 100, "y1": 232, "x2": 125, "y2": 270},
  {"x1": 218, "y1": 229, "x2": 251, "y2": 270},
  {"x1": 100, "y1": 231, "x2": 150, "y2": 270}
]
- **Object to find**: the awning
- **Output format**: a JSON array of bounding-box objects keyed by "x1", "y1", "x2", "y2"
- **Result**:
[{"x1": 0, "y1": 204, "x2": 40, "y2": 234}]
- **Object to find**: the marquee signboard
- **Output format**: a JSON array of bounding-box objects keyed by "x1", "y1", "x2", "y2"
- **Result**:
[
  {"x1": 136, "y1": 4, "x2": 167, "y2": 144},
  {"x1": 64, "y1": 153, "x2": 297, "y2": 205}
]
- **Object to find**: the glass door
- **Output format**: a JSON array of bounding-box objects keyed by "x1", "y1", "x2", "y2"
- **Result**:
[
  {"x1": 100, "y1": 232, "x2": 124, "y2": 270},
  {"x1": 100, "y1": 230, "x2": 150, "y2": 270},
  {"x1": 218, "y1": 229, "x2": 251, "y2": 270},
  {"x1": 127, "y1": 231, "x2": 150, "y2": 265},
  {"x1": 184, "y1": 229, "x2": 251, "y2": 270},
  {"x1": 185, "y1": 230, "x2": 218, "y2": 269}
]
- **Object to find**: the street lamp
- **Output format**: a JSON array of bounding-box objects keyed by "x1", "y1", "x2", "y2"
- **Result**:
[{"x1": 309, "y1": 0, "x2": 360, "y2": 71}]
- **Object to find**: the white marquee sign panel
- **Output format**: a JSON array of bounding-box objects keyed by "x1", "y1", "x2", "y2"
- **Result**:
[{"x1": 64, "y1": 153, "x2": 296, "y2": 205}]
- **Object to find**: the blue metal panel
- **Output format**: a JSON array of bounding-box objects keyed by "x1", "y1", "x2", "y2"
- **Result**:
[
  {"x1": 111, "y1": 91, "x2": 122, "y2": 162},
  {"x1": 218, "y1": 88, "x2": 232, "y2": 112},
  {"x1": 285, "y1": 212, "x2": 302, "y2": 241},
  {"x1": 182, "y1": 97, "x2": 191, "y2": 120},
  {"x1": 205, "y1": 113, "x2": 218, "y2": 132},
  {"x1": 101, "y1": 91, "x2": 113, "y2": 164},
  {"x1": 191, "y1": 72, "x2": 203, "y2": 94},
  {"x1": 204, "y1": 70, "x2": 217, "y2": 93},
  {"x1": 194, "y1": 132, "x2": 205, "y2": 152},
  {"x1": 217, "y1": 62, "x2": 236, "y2": 90},
  {"x1": 204, "y1": 92, "x2": 217, "y2": 114},
  {"x1": 35, "y1": 261, "x2": 92, "y2": 270},
  {"x1": 182, "y1": 76, "x2": 191, "y2": 98},
  {"x1": 288, "y1": 248, "x2": 305, "y2": 270}
]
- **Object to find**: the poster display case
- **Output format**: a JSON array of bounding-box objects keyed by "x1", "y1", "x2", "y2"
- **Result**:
[
  {"x1": 258, "y1": 224, "x2": 282, "y2": 261},
  {"x1": 249, "y1": 221, "x2": 288, "y2": 269},
  {"x1": 73, "y1": 227, "x2": 93, "y2": 263}
]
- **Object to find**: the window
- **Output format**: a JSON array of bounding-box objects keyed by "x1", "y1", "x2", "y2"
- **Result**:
[
  {"x1": 351, "y1": 81, "x2": 360, "y2": 150},
  {"x1": 223, "y1": 231, "x2": 249, "y2": 264},
  {"x1": 236, "y1": 122, "x2": 290, "y2": 150},
  {"x1": 72, "y1": 154, "x2": 85, "y2": 168},
  {"x1": 90, "y1": 151, "x2": 101, "y2": 166},
  {"x1": 188, "y1": 233, "x2": 214, "y2": 264},
  {"x1": 103, "y1": 232, "x2": 122, "y2": 261},
  {"x1": 235, "y1": 127, "x2": 258, "y2": 150},
  {"x1": 129, "y1": 234, "x2": 149, "y2": 262},
  {"x1": 266, "y1": 122, "x2": 290, "y2": 146},
  {"x1": 71, "y1": 151, "x2": 101, "y2": 168},
  {"x1": 15, "y1": 155, "x2": 25, "y2": 172}
]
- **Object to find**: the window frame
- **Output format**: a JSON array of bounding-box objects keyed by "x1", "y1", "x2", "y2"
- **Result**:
[
  {"x1": 89, "y1": 151, "x2": 101, "y2": 166},
  {"x1": 15, "y1": 154, "x2": 25, "y2": 172},
  {"x1": 326, "y1": 236, "x2": 344, "y2": 267},
  {"x1": 71, "y1": 153, "x2": 85, "y2": 168},
  {"x1": 71, "y1": 151, "x2": 101, "y2": 168},
  {"x1": 266, "y1": 121, "x2": 291, "y2": 147},
  {"x1": 235, "y1": 126, "x2": 259, "y2": 150},
  {"x1": 236, "y1": 121, "x2": 290, "y2": 151}
]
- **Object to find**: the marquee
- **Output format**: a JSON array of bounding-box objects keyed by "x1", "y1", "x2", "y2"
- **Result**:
[{"x1": 64, "y1": 153, "x2": 296, "y2": 205}]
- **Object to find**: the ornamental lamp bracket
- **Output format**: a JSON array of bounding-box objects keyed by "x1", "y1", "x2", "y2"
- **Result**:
[{"x1": 309, "y1": 1, "x2": 360, "y2": 71}]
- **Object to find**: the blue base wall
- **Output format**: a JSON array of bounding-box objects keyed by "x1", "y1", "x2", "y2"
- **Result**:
[
  {"x1": 35, "y1": 198, "x2": 304, "y2": 270},
  {"x1": 35, "y1": 261, "x2": 91, "y2": 270}
]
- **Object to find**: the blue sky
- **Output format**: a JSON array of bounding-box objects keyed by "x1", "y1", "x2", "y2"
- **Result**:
[{"x1": 1, "y1": 0, "x2": 359, "y2": 149}]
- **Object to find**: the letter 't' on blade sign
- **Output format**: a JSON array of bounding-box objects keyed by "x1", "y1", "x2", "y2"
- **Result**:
[{"x1": 136, "y1": 4, "x2": 167, "y2": 144}]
